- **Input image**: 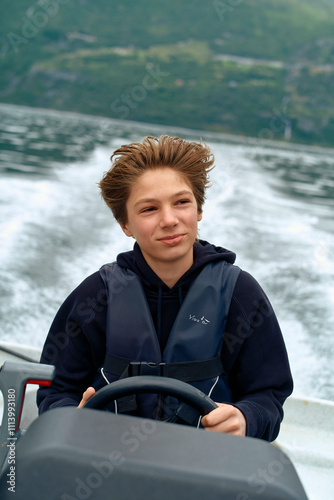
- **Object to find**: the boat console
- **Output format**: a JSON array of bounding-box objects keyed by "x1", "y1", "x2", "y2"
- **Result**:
[{"x1": 0, "y1": 361, "x2": 309, "y2": 499}]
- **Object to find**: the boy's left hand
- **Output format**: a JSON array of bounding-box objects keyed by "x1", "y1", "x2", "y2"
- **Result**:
[{"x1": 201, "y1": 403, "x2": 246, "y2": 436}]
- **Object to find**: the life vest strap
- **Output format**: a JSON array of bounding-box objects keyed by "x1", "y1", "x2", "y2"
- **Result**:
[{"x1": 103, "y1": 353, "x2": 225, "y2": 383}]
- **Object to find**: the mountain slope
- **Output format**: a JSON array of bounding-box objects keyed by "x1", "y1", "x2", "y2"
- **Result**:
[{"x1": 1, "y1": 0, "x2": 334, "y2": 146}]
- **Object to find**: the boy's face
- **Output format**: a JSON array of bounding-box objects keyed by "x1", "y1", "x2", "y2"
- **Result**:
[{"x1": 122, "y1": 167, "x2": 202, "y2": 277}]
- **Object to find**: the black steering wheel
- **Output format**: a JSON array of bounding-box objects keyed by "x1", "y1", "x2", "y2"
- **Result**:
[{"x1": 84, "y1": 376, "x2": 217, "y2": 425}]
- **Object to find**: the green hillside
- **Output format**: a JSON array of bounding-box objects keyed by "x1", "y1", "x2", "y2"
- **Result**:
[{"x1": 1, "y1": 0, "x2": 334, "y2": 146}]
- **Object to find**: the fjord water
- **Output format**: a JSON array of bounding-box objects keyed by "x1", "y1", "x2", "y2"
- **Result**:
[{"x1": 0, "y1": 103, "x2": 333, "y2": 401}]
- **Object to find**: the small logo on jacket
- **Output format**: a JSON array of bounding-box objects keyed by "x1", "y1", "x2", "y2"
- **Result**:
[{"x1": 189, "y1": 314, "x2": 210, "y2": 325}]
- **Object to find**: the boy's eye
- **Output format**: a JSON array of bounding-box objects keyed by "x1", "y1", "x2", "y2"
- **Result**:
[
  {"x1": 177, "y1": 199, "x2": 190, "y2": 205},
  {"x1": 142, "y1": 206, "x2": 156, "y2": 213}
]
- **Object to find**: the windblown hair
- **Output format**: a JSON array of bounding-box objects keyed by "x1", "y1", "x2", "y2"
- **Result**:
[{"x1": 99, "y1": 135, "x2": 215, "y2": 226}]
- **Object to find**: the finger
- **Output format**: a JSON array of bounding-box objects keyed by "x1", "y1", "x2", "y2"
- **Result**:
[
  {"x1": 204, "y1": 418, "x2": 239, "y2": 434},
  {"x1": 201, "y1": 405, "x2": 246, "y2": 436},
  {"x1": 77, "y1": 387, "x2": 96, "y2": 408},
  {"x1": 201, "y1": 403, "x2": 230, "y2": 427}
]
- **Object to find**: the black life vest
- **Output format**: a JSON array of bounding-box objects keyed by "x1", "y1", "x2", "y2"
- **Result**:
[{"x1": 99, "y1": 260, "x2": 240, "y2": 421}]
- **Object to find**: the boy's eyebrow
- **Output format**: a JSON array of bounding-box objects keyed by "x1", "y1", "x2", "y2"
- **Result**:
[{"x1": 134, "y1": 190, "x2": 193, "y2": 208}]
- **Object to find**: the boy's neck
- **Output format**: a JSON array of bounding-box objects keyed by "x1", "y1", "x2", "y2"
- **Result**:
[{"x1": 142, "y1": 253, "x2": 194, "y2": 289}]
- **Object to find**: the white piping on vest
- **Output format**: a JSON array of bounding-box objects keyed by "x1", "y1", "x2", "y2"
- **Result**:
[
  {"x1": 101, "y1": 367, "x2": 110, "y2": 384},
  {"x1": 208, "y1": 376, "x2": 219, "y2": 398},
  {"x1": 196, "y1": 375, "x2": 219, "y2": 428},
  {"x1": 101, "y1": 367, "x2": 118, "y2": 414}
]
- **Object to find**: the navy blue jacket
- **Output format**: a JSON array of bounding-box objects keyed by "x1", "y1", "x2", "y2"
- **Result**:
[{"x1": 37, "y1": 240, "x2": 293, "y2": 441}]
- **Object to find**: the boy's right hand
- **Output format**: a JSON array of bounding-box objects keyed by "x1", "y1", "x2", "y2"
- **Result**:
[{"x1": 77, "y1": 386, "x2": 96, "y2": 408}]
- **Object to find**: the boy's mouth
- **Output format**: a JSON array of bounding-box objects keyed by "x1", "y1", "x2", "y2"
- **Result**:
[{"x1": 158, "y1": 234, "x2": 185, "y2": 246}]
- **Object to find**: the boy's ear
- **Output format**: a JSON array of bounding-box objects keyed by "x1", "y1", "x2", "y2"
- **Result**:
[
  {"x1": 197, "y1": 211, "x2": 203, "y2": 222},
  {"x1": 121, "y1": 224, "x2": 133, "y2": 237}
]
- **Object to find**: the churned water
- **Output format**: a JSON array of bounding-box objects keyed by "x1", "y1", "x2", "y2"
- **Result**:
[{"x1": 0, "y1": 103, "x2": 333, "y2": 401}]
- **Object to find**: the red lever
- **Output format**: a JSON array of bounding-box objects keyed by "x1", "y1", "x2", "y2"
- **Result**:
[
  {"x1": 16, "y1": 379, "x2": 52, "y2": 430},
  {"x1": 26, "y1": 379, "x2": 52, "y2": 387}
]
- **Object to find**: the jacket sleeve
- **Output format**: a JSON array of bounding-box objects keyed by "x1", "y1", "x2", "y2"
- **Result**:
[
  {"x1": 37, "y1": 272, "x2": 107, "y2": 414},
  {"x1": 222, "y1": 270, "x2": 293, "y2": 441}
]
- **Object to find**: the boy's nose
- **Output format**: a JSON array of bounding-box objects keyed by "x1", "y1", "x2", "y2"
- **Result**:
[{"x1": 160, "y1": 208, "x2": 179, "y2": 228}]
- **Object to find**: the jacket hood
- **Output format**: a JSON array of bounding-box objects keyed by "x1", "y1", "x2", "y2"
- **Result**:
[
  {"x1": 117, "y1": 239, "x2": 236, "y2": 291},
  {"x1": 116, "y1": 239, "x2": 236, "y2": 351}
]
